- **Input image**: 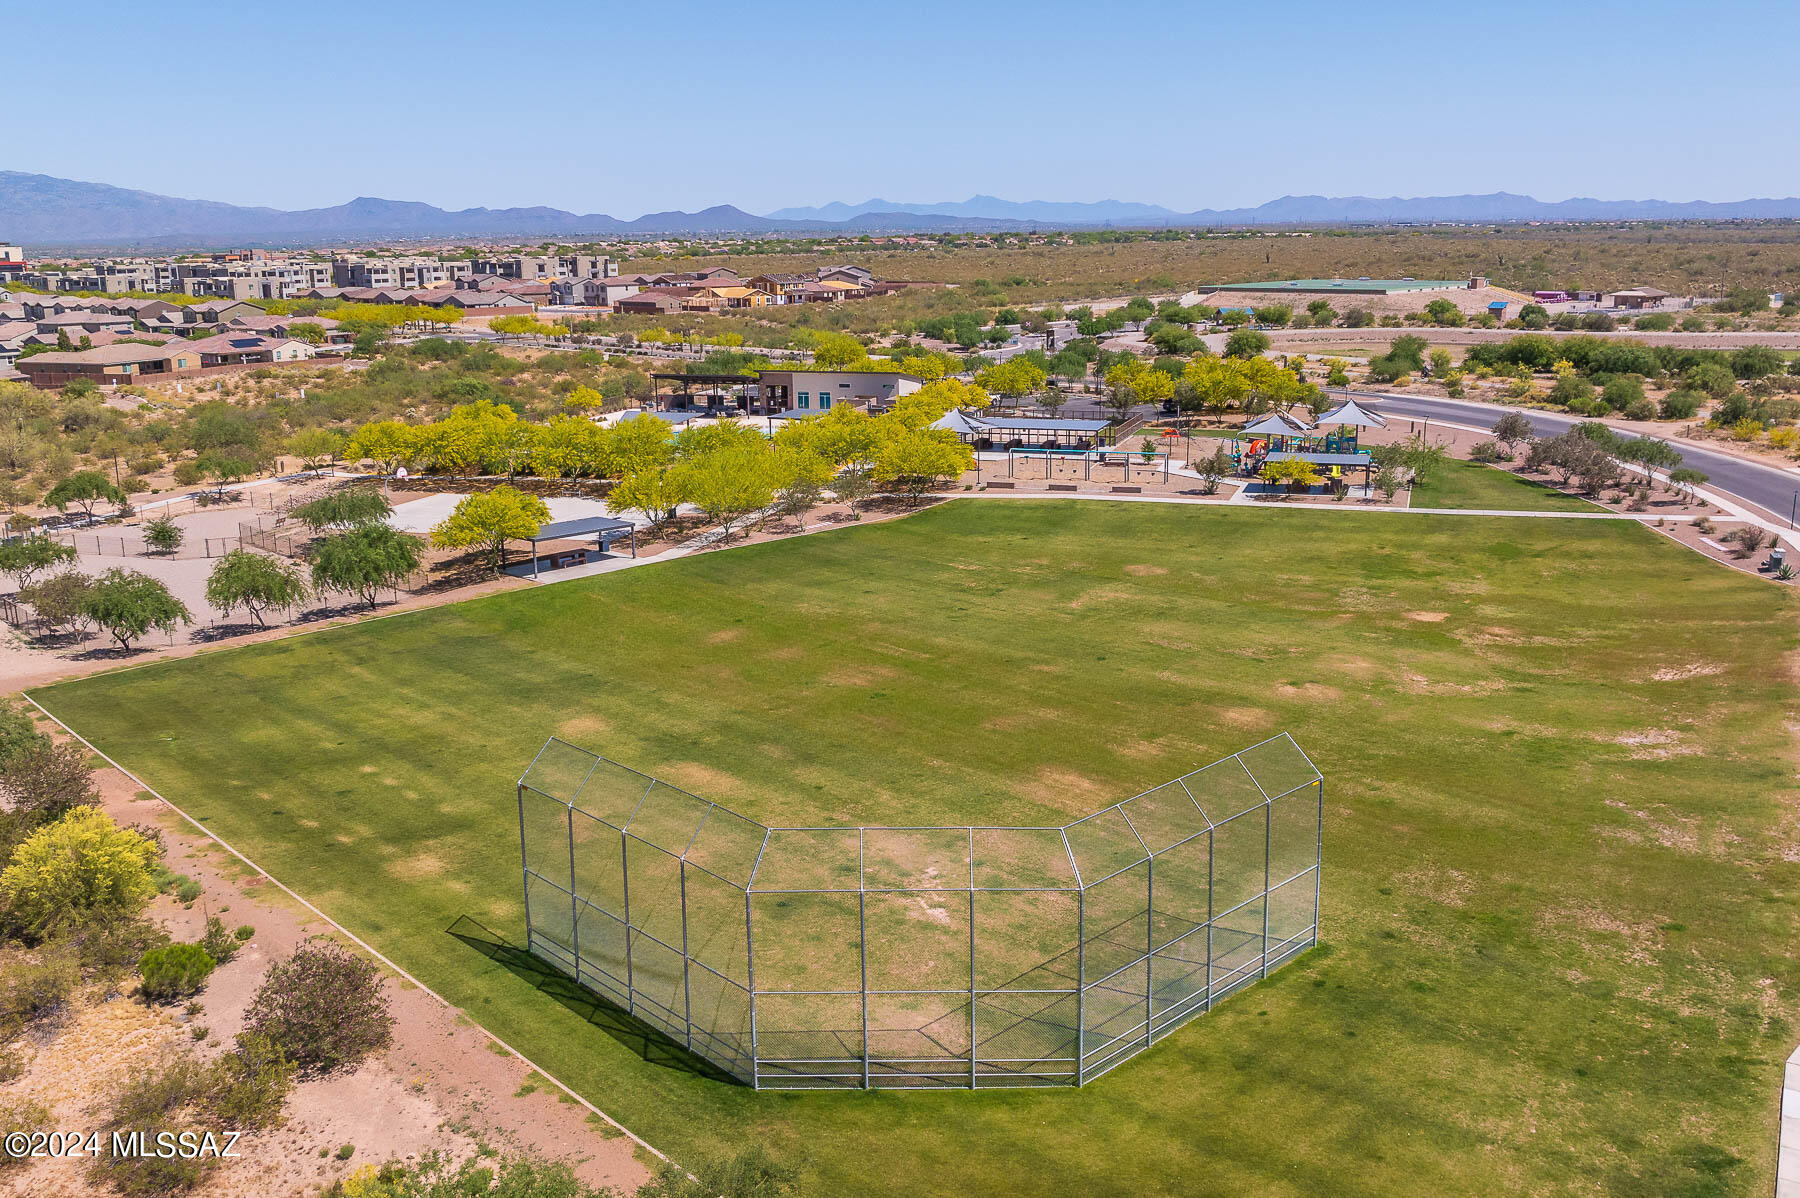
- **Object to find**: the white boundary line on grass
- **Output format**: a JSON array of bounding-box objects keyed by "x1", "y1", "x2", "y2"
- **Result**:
[{"x1": 20, "y1": 694, "x2": 673, "y2": 1170}]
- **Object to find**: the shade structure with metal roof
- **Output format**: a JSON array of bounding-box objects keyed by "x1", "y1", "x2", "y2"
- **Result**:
[
  {"x1": 1240, "y1": 409, "x2": 1316, "y2": 437},
  {"x1": 1314, "y1": 398, "x2": 1387, "y2": 429},
  {"x1": 521, "y1": 514, "x2": 637, "y2": 577}
]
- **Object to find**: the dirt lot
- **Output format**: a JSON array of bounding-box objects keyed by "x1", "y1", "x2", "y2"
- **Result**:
[{"x1": 0, "y1": 720, "x2": 653, "y2": 1198}]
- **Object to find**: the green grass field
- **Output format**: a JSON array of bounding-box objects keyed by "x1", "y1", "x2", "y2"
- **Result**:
[
  {"x1": 32, "y1": 501, "x2": 1800, "y2": 1197},
  {"x1": 1409, "y1": 457, "x2": 1600, "y2": 512}
]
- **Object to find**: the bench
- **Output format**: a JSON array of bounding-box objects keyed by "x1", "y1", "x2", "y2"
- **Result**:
[
  {"x1": 1111, "y1": 485, "x2": 1143, "y2": 494},
  {"x1": 1048, "y1": 483, "x2": 1078, "y2": 492},
  {"x1": 984, "y1": 481, "x2": 1015, "y2": 490}
]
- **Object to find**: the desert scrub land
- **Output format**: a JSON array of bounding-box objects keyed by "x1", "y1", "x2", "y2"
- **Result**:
[{"x1": 31, "y1": 499, "x2": 1800, "y2": 1197}]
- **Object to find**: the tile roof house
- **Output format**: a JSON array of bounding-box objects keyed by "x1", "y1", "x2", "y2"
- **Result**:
[
  {"x1": 18, "y1": 341, "x2": 204, "y2": 387},
  {"x1": 182, "y1": 332, "x2": 316, "y2": 367}
]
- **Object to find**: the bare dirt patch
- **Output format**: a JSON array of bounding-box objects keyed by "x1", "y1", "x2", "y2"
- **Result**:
[
  {"x1": 823, "y1": 663, "x2": 900, "y2": 687},
  {"x1": 657, "y1": 761, "x2": 747, "y2": 798},
  {"x1": 1405, "y1": 611, "x2": 1450, "y2": 623},
  {"x1": 1123, "y1": 564, "x2": 1168, "y2": 577},
  {"x1": 1648, "y1": 662, "x2": 1727, "y2": 682},
  {"x1": 557, "y1": 714, "x2": 613, "y2": 742},
  {"x1": 1276, "y1": 683, "x2": 1343, "y2": 702},
  {"x1": 705, "y1": 628, "x2": 743, "y2": 645}
]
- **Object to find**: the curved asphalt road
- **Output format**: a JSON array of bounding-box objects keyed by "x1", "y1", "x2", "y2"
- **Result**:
[{"x1": 1336, "y1": 389, "x2": 1800, "y2": 525}]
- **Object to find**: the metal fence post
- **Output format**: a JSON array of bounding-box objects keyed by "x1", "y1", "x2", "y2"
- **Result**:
[
  {"x1": 859, "y1": 828, "x2": 869, "y2": 1090},
  {"x1": 679, "y1": 858, "x2": 692, "y2": 1050},
  {"x1": 744, "y1": 885, "x2": 759, "y2": 1089},
  {"x1": 968, "y1": 827, "x2": 977, "y2": 1089},
  {"x1": 619, "y1": 828, "x2": 633, "y2": 1014},
  {"x1": 1204, "y1": 827, "x2": 1214, "y2": 1011},
  {"x1": 517, "y1": 784, "x2": 532, "y2": 952},
  {"x1": 1075, "y1": 884, "x2": 1086, "y2": 1086},
  {"x1": 1144, "y1": 853, "x2": 1154, "y2": 1047},
  {"x1": 567, "y1": 802, "x2": 579, "y2": 975},
  {"x1": 1261, "y1": 802, "x2": 1271, "y2": 979}
]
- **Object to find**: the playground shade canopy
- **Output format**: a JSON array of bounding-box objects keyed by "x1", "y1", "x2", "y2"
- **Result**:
[
  {"x1": 1315, "y1": 398, "x2": 1387, "y2": 428},
  {"x1": 1240, "y1": 410, "x2": 1317, "y2": 436}
]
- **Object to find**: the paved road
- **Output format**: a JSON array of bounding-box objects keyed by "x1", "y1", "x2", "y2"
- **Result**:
[{"x1": 1338, "y1": 389, "x2": 1800, "y2": 524}]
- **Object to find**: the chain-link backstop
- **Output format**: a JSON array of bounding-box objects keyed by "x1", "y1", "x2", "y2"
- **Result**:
[{"x1": 516, "y1": 732, "x2": 1322, "y2": 1089}]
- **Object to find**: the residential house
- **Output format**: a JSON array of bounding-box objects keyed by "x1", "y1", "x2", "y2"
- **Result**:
[
  {"x1": 750, "y1": 274, "x2": 809, "y2": 304},
  {"x1": 18, "y1": 342, "x2": 203, "y2": 388},
  {"x1": 183, "y1": 333, "x2": 316, "y2": 367}
]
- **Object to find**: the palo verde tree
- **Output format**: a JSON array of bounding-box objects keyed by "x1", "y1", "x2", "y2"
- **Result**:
[
  {"x1": 669, "y1": 444, "x2": 776, "y2": 541},
  {"x1": 285, "y1": 428, "x2": 346, "y2": 475},
  {"x1": 205, "y1": 550, "x2": 310, "y2": 627},
  {"x1": 80, "y1": 568, "x2": 192, "y2": 650},
  {"x1": 429, "y1": 486, "x2": 550, "y2": 572},
  {"x1": 44, "y1": 470, "x2": 126, "y2": 521}
]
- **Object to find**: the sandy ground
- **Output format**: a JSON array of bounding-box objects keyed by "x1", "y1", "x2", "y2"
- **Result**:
[
  {"x1": 0, "y1": 724, "x2": 653, "y2": 1198},
  {"x1": 1196, "y1": 284, "x2": 1531, "y2": 320}
]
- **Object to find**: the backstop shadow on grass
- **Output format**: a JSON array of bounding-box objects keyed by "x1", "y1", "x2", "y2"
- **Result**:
[{"x1": 445, "y1": 914, "x2": 742, "y2": 1085}]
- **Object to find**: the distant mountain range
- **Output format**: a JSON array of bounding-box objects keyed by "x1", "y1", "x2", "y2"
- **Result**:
[
  {"x1": 770, "y1": 192, "x2": 1800, "y2": 225},
  {"x1": 7, "y1": 172, "x2": 1800, "y2": 249}
]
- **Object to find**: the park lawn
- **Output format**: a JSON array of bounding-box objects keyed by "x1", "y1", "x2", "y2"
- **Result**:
[
  {"x1": 1409, "y1": 456, "x2": 1601, "y2": 512},
  {"x1": 32, "y1": 500, "x2": 1800, "y2": 1198}
]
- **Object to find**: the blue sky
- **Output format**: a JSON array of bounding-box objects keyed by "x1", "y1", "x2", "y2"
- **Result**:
[{"x1": 16, "y1": 1, "x2": 1799, "y2": 216}]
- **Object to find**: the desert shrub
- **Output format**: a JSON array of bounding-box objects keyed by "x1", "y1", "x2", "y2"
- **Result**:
[
  {"x1": 138, "y1": 943, "x2": 216, "y2": 1002},
  {"x1": 1469, "y1": 440, "x2": 1509, "y2": 463},
  {"x1": 0, "y1": 701, "x2": 48, "y2": 771},
  {"x1": 0, "y1": 940, "x2": 80, "y2": 1029},
  {"x1": 200, "y1": 916, "x2": 246, "y2": 964},
  {"x1": 0, "y1": 738, "x2": 100, "y2": 827},
  {"x1": 1600, "y1": 376, "x2": 1646, "y2": 412},
  {"x1": 1623, "y1": 397, "x2": 1658, "y2": 421},
  {"x1": 207, "y1": 1032, "x2": 294, "y2": 1130},
  {"x1": 243, "y1": 940, "x2": 392, "y2": 1074},
  {"x1": 0, "y1": 806, "x2": 158, "y2": 938},
  {"x1": 91, "y1": 1048, "x2": 217, "y2": 1195},
  {"x1": 0, "y1": 1095, "x2": 50, "y2": 1169},
  {"x1": 1660, "y1": 390, "x2": 1703, "y2": 420}
]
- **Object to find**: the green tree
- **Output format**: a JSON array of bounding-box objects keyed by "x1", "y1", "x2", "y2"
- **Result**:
[
  {"x1": 44, "y1": 470, "x2": 126, "y2": 520},
  {"x1": 19, "y1": 570, "x2": 95, "y2": 639},
  {"x1": 429, "y1": 486, "x2": 551, "y2": 572},
  {"x1": 974, "y1": 358, "x2": 1048, "y2": 399},
  {"x1": 307, "y1": 526, "x2": 423, "y2": 609},
  {"x1": 289, "y1": 489, "x2": 392, "y2": 532},
  {"x1": 670, "y1": 445, "x2": 776, "y2": 540},
  {"x1": 873, "y1": 430, "x2": 970, "y2": 505},
  {"x1": 142, "y1": 514, "x2": 183, "y2": 554},
  {"x1": 1223, "y1": 329, "x2": 1270, "y2": 359},
  {"x1": 0, "y1": 536, "x2": 76, "y2": 590},
  {"x1": 1, "y1": 806, "x2": 158, "y2": 937},
  {"x1": 345, "y1": 420, "x2": 417, "y2": 477},
  {"x1": 205, "y1": 551, "x2": 310, "y2": 627},
  {"x1": 81, "y1": 568, "x2": 191, "y2": 650},
  {"x1": 286, "y1": 428, "x2": 345, "y2": 475},
  {"x1": 1491, "y1": 411, "x2": 1534, "y2": 454},
  {"x1": 606, "y1": 466, "x2": 687, "y2": 529}
]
